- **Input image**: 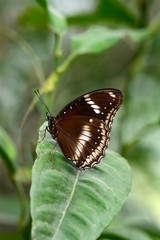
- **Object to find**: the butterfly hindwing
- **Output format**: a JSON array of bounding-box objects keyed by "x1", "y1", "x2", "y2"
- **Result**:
[
  {"x1": 56, "y1": 116, "x2": 109, "y2": 169},
  {"x1": 54, "y1": 89, "x2": 123, "y2": 170}
]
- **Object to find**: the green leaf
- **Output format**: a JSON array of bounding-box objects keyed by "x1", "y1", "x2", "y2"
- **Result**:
[
  {"x1": 71, "y1": 26, "x2": 152, "y2": 55},
  {"x1": 68, "y1": 0, "x2": 138, "y2": 27},
  {"x1": 36, "y1": 0, "x2": 47, "y2": 9},
  {"x1": 100, "y1": 226, "x2": 154, "y2": 240},
  {"x1": 0, "y1": 127, "x2": 17, "y2": 175},
  {"x1": 71, "y1": 26, "x2": 123, "y2": 54},
  {"x1": 31, "y1": 122, "x2": 131, "y2": 240},
  {"x1": 46, "y1": 6, "x2": 67, "y2": 34},
  {"x1": 0, "y1": 233, "x2": 23, "y2": 240},
  {"x1": 95, "y1": 0, "x2": 138, "y2": 25},
  {"x1": 127, "y1": 28, "x2": 152, "y2": 42},
  {"x1": 18, "y1": 7, "x2": 48, "y2": 29},
  {"x1": 134, "y1": 223, "x2": 160, "y2": 239},
  {"x1": 35, "y1": 0, "x2": 67, "y2": 34}
]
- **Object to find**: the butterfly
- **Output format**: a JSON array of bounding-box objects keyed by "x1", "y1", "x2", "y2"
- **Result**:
[{"x1": 35, "y1": 89, "x2": 123, "y2": 170}]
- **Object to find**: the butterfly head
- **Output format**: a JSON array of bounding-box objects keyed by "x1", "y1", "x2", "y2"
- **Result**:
[
  {"x1": 46, "y1": 112, "x2": 52, "y2": 121},
  {"x1": 46, "y1": 113, "x2": 58, "y2": 139},
  {"x1": 46, "y1": 112, "x2": 55, "y2": 125}
]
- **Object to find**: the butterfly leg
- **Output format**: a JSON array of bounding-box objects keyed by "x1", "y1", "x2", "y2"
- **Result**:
[
  {"x1": 49, "y1": 142, "x2": 57, "y2": 165},
  {"x1": 37, "y1": 126, "x2": 50, "y2": 143}
]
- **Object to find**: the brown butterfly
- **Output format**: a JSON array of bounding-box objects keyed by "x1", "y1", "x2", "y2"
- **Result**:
[{"x1": 35, "y1": 89, "x2": 123, "y2": 170}]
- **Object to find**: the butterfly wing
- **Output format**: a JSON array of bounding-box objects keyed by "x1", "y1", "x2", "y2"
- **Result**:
[{"x1": 55, "y1": 89, "x2": 123, "y2": 170}]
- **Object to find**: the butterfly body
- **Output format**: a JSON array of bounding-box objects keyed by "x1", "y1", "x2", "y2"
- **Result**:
[
  {"x1": 45, "y1": 88, "x2": 123, "y2": 170},
  {"x1": 47, "y1": 114, "x2": 58, "y2": 140}
]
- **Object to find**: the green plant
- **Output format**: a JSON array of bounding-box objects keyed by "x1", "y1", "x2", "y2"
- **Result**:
[{"x1": 0, "y1": 0, "x2": 160, "y2": 240}]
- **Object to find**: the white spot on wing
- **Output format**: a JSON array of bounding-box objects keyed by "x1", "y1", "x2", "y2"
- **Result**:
[
  {"x1": 85, "y1": 94, "x2": 90, "y2": 98},
  {"x1": 94, "y1": 109, "x2": 100, "y2": 114},
  {"x1": 85, "y1": 97, "x2": 91, "y2": 101},
  {"x1": 109, "y1": 92, "x2": 116, "y2": 98},
  {"x1": 88, "y1": 101, "x2": 95, "y2": 104},
  {"x1": 75, "y1": 148, "x2": 80, "y2": 158},
  {"x1": 80, "y1": 134, "x2": 90, "y2": 141},
  {"x1": 89, "y1": 119, "x2": 93, "y2": 123},
  {"x1": 83, "y1": 125, "x2": 90, "y2": 131},
  {"x1": 82, "y1": 130, "x2": 92, "y2": 137},
  {"x1": 91, "y1": 104, "x2": 100, "y2": 109}
]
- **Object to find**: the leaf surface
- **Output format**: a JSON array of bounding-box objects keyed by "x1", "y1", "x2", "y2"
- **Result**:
[
  {"x1": 71, "y1": 26, "x2": 122, "y2": 54},
  {"x1": 71, "y1": 26, "x2": 151, "y2": 55},
  {"x1": 31, "y1": 122, "x2": 131, "y2": 240}
]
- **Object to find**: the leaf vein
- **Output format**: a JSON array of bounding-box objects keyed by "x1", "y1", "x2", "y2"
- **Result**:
[{"x1": 52, "y1": 170, "x2": 80, "y2": 240}]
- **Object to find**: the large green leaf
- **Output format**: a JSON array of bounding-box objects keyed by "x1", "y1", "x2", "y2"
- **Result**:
[
  {"x1": 31, "y1": 122, "x2": 131, "y2": 240},
  {"x1": 71, "y1": 26, "x2": 151, "y2": 55}
]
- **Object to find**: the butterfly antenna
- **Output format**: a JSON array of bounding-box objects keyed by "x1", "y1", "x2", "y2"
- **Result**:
[{"x1": 34, "y1": 89, "x2": 51, "y2": 114}]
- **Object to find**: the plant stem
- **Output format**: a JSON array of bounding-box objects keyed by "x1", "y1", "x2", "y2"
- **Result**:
[
  {"x1": 56, "y1": 52, "x2": 77, "y2": 75},
  {"x1": 54, "y1": 33, "x2": 62, "y2": 69}
]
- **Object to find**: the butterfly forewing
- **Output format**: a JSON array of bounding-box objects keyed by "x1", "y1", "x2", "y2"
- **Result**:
[{"x1": 54, "y1": 89, "x2": 123, "y2": 170}]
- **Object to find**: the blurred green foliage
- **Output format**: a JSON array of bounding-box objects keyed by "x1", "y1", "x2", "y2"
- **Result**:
[{"x1": 0, "y1": 0, "x2": 160, "y2": 239}]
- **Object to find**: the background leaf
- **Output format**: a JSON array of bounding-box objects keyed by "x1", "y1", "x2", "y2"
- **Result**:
[
  {"x1": 18, "y1": 7, "x2": 48, "y2": 29},
  {"x1": 71, "y1": 26, "x2": 123, "y2": 54},
  {"x1": 0, "y1": 127, "x2": 17, "y2": 175},
  {"x1": 71, "y1": 26, "x2": 151, "y2": 55},
  {"x1": 36, "y1": 0, "x2": 47, "y2": 9},
  {"x1": 99, "y1": 226, "x2": 154, "y2": 240},
  {"x1": 127, "y1": 29, "x2": 152, "y2": 42},
  {"x1": 68, "y1": 0, "x2": 138, "y2": 27},
  {"x1": 46, "y1": 6, "x2": 67, "y2": 34},
  {"x1": 32, "y1": 0, "x2": 67, "y2": 33},
  {"x1": 31, "y1": 122, "x2": 131, "y2": 240}
]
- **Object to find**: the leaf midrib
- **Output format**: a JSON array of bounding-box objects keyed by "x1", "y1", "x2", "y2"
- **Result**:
[{"x1": 52, "y1": 170, "x2": 80, "y2": 240}]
